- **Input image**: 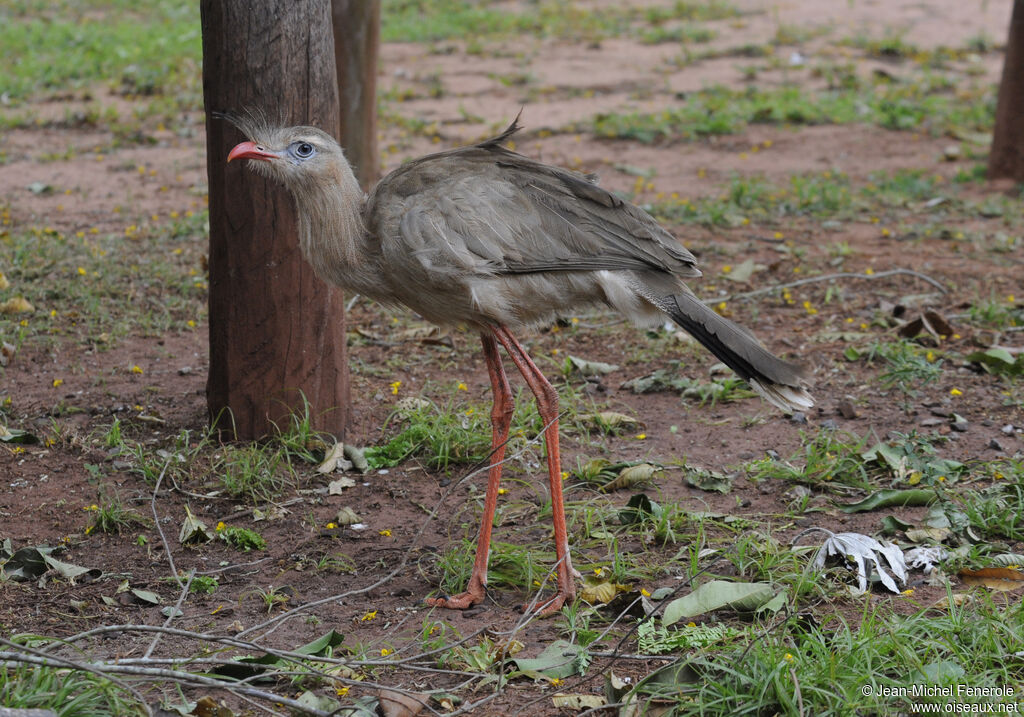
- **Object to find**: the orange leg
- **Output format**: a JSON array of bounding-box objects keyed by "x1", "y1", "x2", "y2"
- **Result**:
[
  {"x1": 492, "y1": 326, "x2": 577, "y2": 616},
  {"x1": 425, "y1": 332, "x2": 514, "y2": 610}
]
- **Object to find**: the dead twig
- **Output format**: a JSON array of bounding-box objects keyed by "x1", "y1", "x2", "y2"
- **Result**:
[{"x1": 716, "y1": 268, "x2": 948, "y2": 305}]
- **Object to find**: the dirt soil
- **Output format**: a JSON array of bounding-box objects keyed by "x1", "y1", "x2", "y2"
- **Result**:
[{"x1": 1, "y1": 0, "x2": 1023, "y2": 715}]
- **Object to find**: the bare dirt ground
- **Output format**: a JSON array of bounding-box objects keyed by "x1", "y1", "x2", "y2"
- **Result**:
[{"x1": 1, "y1": 1, "x2": 1023, "y2": 715}]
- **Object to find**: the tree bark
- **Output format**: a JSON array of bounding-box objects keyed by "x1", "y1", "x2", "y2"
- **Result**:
[
  {"x1": 332, "y1": 0, "x2": 380, "y2": 191},
  {"x1": 201, "y1": 0, "x2": 348, "y2": 440},
  {"x1": 989, "y1": 0, "x2": 1024, "y2": 179}
]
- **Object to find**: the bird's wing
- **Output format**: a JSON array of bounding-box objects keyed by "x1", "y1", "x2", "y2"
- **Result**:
[{"x1": 371, "y1": 146, "x2": 700, "y2": 282}]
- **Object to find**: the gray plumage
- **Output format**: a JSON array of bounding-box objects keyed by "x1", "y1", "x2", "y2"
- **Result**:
[{"x1": 224, "y1": 114, "x2": 812, "y2": 412}]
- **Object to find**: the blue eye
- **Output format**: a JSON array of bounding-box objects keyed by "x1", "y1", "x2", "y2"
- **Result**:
[{"x1": 293, "y1": 142, "x2": 315, "y2": 158}]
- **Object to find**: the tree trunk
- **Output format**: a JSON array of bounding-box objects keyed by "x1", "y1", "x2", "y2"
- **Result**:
[
  {"x1": 989, "y1": 0, "x2": 1024, "y2": 179},
  {"x1": 332, "y1": 0, "x2": 380, "y2": 191},
  {"x1": 201, "y1": 0, "x2": 348, "y2": 440}
]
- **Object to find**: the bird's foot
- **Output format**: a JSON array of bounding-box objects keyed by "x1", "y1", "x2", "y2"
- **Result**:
[
  {"x1": 424, "y1": 588, "x2": 485, "y2": 610},
  {"x1": 522, "y1": 589, "x2": 575, "y2": 618}
]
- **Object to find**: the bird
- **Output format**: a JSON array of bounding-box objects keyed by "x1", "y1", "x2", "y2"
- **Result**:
[{"x1": 223, "y1": 112, "x2": 813, "y2": 615}]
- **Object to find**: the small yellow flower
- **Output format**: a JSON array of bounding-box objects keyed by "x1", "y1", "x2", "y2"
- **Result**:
[
  {"x1": 721, "y1": 264, "x2": 732, "y2": 274},
  {"x1": 1007, "y1": 294, "x2": 1016, "y2": 303},
  {"x1": 686, "y1": 621, "x2": 697, "y2": 628},
  {"x1": 950, "y1": 388, "x2": 962, "y2": 397},
  {"x1": 561, "y1": 471, "x2": 569, "y2": 481},
  {"x1": 870, "y1": 216, "x2": 880, "y2": 224},
  {"x1": 860, "y1": 322, "x2": 869, "y2": 330},
  {"x1": 937, "y1": 475, "x2": 946, "y2": 483},
  {"x1": 802, "y1": 300, "x2": 817, "y2": 316},
  {"x1": 783, "y1": 653, "x2": 795, "y2": 663},
  {"x1": 926, "y1": 351, "x2": 936, "y2": 362},
  {"x1": 498, "y1": 488, "x2": 508, "y2": 495},
  {"x1": 457, "y1": 382, "x2": 467, "y2": 391},
  {"x1": 326, "y1": 522, "x2": 336, "y2": 529},
  {"x1": 52, "y1": 378, "x2": 64, "y2": 388},
  {"x1": 130, "y1": 365, "x2": 143, "y2": 374},
  {"x1": 336, "y1": 686, "x2": 350, "y2": 697},
  {"x1": 84, "y1": 525, "x2": 93, "y2": 534},
  {"x1": 716, "y1": 301, "x2": 727, "y2": 313},
  {"x1": 380, "y1": 648, "x2": 391, "y2": 657},
  {"x1": 635, "y1": 433, "x2": 647, "y2": 440},
  {"x1": 379, "y1": 529, "x2": 392, "y2": 537},
  {"x1": 902, "y1": 588, "x2": 915, "y2": 596},
  {"x1": 773, "y1": 231, "x2": 784, "y2": 239},
  {"x1": 865, "y1": 267, "x2": 875, "y2": 275},
  {"x1": 187, "y1": 320, "x2": 196, "y2": 328},
  {"x1": 550, "y1": 677, "x2": 563, "y2": 687},
  {"x1": 389, "y1": 381, "x2": 401, "y2": 395},
  {"x1": 77, "y1": 267, "x2": 86, "y2": 276},
  {"x1": 881, "y1": 228, "x2": 891, "y2": 237},
  {"x1": 641, "y1": 588, "x2": 651, "y2": 597},
  {"x1": 361, "y1": 610, "x2": 377, "y2": 621},
  {"x1": 215, "y1": 521, "x2": 226, "y2": 531}
]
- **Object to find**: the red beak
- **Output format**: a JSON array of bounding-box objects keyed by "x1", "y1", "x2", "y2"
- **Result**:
[{"x1": 227, "y1": 141, "x2": 279, "y2": 163}]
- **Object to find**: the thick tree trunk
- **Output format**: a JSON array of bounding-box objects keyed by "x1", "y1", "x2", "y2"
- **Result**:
[
  {"x1": 989, "y1": 0, "x2": 1024, "y2": 179},
  {"x1": 201, "y1": 0, "x2": 348, "y2": 440},
  {"x1": 332, "y1": 0, "x2": 381, "y2": 191}
]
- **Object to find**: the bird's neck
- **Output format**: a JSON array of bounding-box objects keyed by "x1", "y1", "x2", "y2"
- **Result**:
[{"x1": 293, "y1": 159, "x2": 369, "y2": 289}]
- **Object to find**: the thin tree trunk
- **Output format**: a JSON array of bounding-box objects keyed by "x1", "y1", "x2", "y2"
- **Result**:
[
  {"x1": 989, "y1": 0, "x2": 1024, "y2": 179},
  {"x1": 201, "y1": 0, "x2": 348, "y2": 440},
  {"x1": 332, "y1": 0, "x2": 380, "y2": 191}
]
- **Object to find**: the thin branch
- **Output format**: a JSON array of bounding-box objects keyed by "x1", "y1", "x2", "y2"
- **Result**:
[
  {"x1": 715, "y1": 268, "x2": 948, "y2": 305},
  {"x1": 0, "y1": 640, "x2": 153, "y2": 717},
  {"x1": 0, "y1": 652, "x2": 331, "y2": 717}
]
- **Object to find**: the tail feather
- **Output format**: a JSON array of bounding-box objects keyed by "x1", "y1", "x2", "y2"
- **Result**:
[{"x1": 657, "y1": 292, "x2": 813, "y2": 413}]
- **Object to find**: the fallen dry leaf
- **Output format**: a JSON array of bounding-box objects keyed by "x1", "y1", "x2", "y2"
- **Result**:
[
  {"x1": 959, "y1": 567, "x2": 1024, "y2": 592},
  {"x1": 377, "y1": 688, "x2": 429, "y2": 717},
  {"x1": 0, "y1": 296, "x2": 34, "y2": 314}
]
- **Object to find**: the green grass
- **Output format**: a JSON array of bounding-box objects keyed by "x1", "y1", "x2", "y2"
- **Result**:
[
  {"x1": 0, "y1": 0, "x2": 201, "y2": 104},
  {"x1": 0, "y1": 655, "x2": 146, "y2": 716},
  {"x1": 647, "y1": 598, "x2": 1024, "y2": 716},
  {"x1": 746, "y1": 430, "x2": 872, "y2": 489},
  {"x1": 866, "y1": 339, "x2": 945, "y2": 396},
  {"x1": 0, "y1": 211, "x2": 208, "y2": 354},
  {"x1": 592, "y1": 81, "x2": 995, "y2": 143}
]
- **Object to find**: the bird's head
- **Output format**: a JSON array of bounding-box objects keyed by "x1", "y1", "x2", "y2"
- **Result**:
[{"x1": 225, "y1": 119, "x2": 344, "y2": 192}]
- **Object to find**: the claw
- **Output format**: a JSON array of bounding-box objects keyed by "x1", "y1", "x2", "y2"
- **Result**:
[
  {"x1": 424, "y1": 588, "x2": 485, "y2": 610},
  {"x1": 522, "y1": 588, "x2": 575, "y2": 617}
]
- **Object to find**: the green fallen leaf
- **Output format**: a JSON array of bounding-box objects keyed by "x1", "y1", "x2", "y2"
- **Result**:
[
  {"x1": 880, "y1": 515, "x2": 915, "y2": 536},
  {"x1": 567, "y1": 354, "x2": 619, "y2": 376},
  {"x1": 131, "y1": 588, "x2": 161, "y2": 605},
  {"x1": 620, "y1": 493, "x2": 663, "y2": 524},
  {"x1": 663, "y1": 580, "x2": 775, "y2": 626},
  {"x1": 179, "y1": 505, "x2": 213, "y2": 545},
  {"x1": 601, "y1": 463, "x2": 659, "y2": 492},
  {"x1": 0, "y1": 426, "x2": 39, "y2": 444},
  {"x1": 294, "y1": 629, "x2": 346, "y2": 657},
  {"x1": 839, "y1": 489, "x2": 936, "y2": 513},
  {"x1": 511, "y1": 639, "x2": 588, "y2": 679},
  {"x1": 551, "y1": 694, "x2": 605, "y2": 710},
  {"x1": 967, "y1": 347, "x2": 1023, "y2": 375},
  {"x1": 684, "y1": 466, "x2": 733, "y2": 493}
]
